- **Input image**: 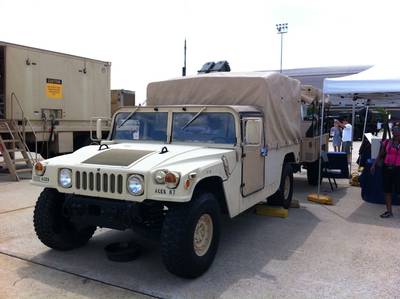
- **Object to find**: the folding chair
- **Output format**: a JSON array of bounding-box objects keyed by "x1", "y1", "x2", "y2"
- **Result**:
[{"x1": 321, "y1": 152, "x2": 350, "y2": 191}]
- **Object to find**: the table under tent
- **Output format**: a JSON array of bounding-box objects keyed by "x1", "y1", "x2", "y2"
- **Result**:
[{"x1": 320, "y1": 64, "x2": 400, "y2": 204}]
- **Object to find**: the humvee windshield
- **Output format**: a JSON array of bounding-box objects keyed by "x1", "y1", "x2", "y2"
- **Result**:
[
  {"x1": 112, "y1": 112, "x2": 168, "y2": 141},
  {"x1": 112, "y1": 111, "x2": 236, "y2": 144},
  {"x1": 172, "y1": 112, "x2": 236, "y2": 144}
]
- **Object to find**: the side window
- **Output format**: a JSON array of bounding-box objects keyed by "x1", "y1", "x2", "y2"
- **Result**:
[{"x1": 243, "y1": 118, "x2": 262, "y2": 145}]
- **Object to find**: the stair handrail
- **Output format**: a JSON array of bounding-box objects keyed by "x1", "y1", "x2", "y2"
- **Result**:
[
  {"x1": 25, "y1": 118, "x2": 38, "y2": 161},
  {"x1": 1, "y1": 121, "x2": 16, "y2": 140},
  {"x1": 10, "y1": 92, "x2": 38, "y2": 162},
  {"x1": 11, "y1": 118, "x2": 38, "y2": 163},
  {"x1": 10, "y1": 92, "x2": 25, "y2": 140}
]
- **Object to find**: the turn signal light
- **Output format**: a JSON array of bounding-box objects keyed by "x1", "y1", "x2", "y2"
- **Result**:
[
  {"x1": 165, "y1": 171, "x2": 180, "y2": 189},
  {"x1": 184, "y1": 179, "x2": 191, "y2": 189},
  {"x1": 34, "y1": 162, "x2": 46, "y2": 176}
]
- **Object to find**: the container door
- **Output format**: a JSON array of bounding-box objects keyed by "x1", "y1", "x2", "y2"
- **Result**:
[
  {"x1": 241, "y1": 117, "x2": 265, "y2": 196},
  {"x1": 5, "y1": 46, "x2": 41, "y2": 119}
]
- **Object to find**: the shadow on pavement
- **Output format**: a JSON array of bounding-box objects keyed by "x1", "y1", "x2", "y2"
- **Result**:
[
  {"x1": 347, "y1": 201, "x2": 400, "y2": 229},
  {"x1": 20, "y1": 208, "x2": 320, "y2": 298},
  {"x1": 0, "y1": 164, "x2": 32, "y2": 182},
  {"x1": 295, "y1": 172, "x2": 400, "y2": 229},
  {"x1": 294, "y1": 174, "x2": 349, "y2": 205}
]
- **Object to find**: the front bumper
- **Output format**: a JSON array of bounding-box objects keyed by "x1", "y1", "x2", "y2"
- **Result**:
[{"x1": 63, "y1": 194, "x2": 164, "y2": 231}]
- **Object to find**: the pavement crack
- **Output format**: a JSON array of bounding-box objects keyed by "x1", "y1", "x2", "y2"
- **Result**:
[
  {"x1": 12, "y1": 277, "x2": 26, "y2": 287},
  {"x1": 321, "y1": 205, "x2": 349, "y2": 222}
]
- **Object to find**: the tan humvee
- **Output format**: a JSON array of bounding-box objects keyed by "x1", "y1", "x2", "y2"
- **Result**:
[{"x1": 31, "y1": 72, "x2": 325, "y2": 278}]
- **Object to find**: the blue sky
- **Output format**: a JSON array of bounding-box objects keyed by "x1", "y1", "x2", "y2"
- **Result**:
[{"x1": 1, "y1": 0, "x2": 399, "y2": 102}]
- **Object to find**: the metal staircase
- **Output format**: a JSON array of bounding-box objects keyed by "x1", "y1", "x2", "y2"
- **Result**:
[
  {"x1": 0, "y1": 92, "x2": 38, "y2": 181},
  {"x1": 0, "y1": 120, "x2": 34, "y2": 180}
]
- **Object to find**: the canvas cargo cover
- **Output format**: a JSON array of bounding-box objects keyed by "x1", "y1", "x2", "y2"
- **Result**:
[
  {"x1": 301, "y1": 85, "x2": 322, "y2": 104},
  {"x1": 147, "y1": 72, "x2": 302, "y2": 148}
]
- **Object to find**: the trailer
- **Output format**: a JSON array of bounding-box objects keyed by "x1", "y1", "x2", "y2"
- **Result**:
[
  {"x1": 111, "y1": 89, "x2": 135, "y2": 115},
  {"x1": 0, "y1": 41, "x2": 111, "y2": 161}
]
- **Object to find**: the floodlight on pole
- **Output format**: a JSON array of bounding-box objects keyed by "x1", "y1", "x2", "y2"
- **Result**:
[
  {"x1": 276, "y1": 23, "x2": 288, "y2": 73},
  {"x1": 182, "y1": 38, "x2": 187, "y2": 76}
]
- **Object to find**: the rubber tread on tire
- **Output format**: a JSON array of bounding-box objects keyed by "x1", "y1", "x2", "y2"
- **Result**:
[
  {"x1": 33, "y1": 188, "x2": 96, "y2": 251},
  {"x1": 267, "y1": 163, "x2": 294, "y2": 209},
  {"x1": 161, "y1": 192, "x2": 220, "y2": 278}
]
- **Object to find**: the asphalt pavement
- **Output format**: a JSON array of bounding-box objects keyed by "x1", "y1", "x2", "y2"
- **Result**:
[{"x1": 0, "y1": 143, "x2": 399, "y2": 298}]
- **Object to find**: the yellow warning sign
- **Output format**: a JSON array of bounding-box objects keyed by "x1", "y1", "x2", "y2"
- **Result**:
[{"x1": 46, "y1": 78, "x2": 63, "y2": 99}]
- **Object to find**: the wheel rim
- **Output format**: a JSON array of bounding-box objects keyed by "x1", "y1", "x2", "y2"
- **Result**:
[
  {"x1": 283, "y1": 175, "x2": 291, "y2": 199},
  {"x1": 193, "y1": 214, "x2": 213, "y2": 257}
]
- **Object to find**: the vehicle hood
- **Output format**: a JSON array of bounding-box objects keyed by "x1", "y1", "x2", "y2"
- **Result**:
[{"x1": 44, "y1": 143, "x2": 236, "y2": 172}]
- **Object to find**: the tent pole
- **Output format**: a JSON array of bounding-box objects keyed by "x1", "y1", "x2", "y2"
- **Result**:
[
  {"x1": 361, "y1": 105, "x2": 369, "y2": 143},
  {"x1": 350, "y1": 99, "x2": 356, "y2": 174},
  {"x1": 317, "y1": 93, "x2": 325, "y2": 197}
]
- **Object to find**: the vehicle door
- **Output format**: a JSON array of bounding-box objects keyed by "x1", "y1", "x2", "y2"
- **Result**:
[{"x1": 241, "y1": 117, "x2": 265, "y2": 196}]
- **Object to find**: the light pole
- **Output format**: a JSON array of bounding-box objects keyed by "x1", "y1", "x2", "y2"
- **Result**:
[{"x1": 276, "y1": 23, "x2": 288, "y2": 73}]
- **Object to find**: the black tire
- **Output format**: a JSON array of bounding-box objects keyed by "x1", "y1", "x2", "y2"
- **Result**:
[
  {"x1": 267, "y1": 163, "x2": 294, "y2": 209},
  {"x1": 161, "y1": 192, "x2": 220, "y2": 278},
  {"x1": 33, "y1": 188, "x2": 96, "y2": 251},
  {"x1": 306, "y1": 159, "x2": 320, "y2": 186}
]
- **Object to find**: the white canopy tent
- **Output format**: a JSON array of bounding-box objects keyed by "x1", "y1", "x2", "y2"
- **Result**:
[
  {"x1": 323, "y1": 64, "x2": 400, "y2": 94},
  {"x1": 317, "y1": 65, "x2": 400, "y2": 196}
]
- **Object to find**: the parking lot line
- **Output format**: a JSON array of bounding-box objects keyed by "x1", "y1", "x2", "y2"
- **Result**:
[
  {"x1": 0, "y1": 251, "x2": 156, "y2": 299},
  {"x1": 0, "y1": 205, "x2": 34, "y2": 215}
]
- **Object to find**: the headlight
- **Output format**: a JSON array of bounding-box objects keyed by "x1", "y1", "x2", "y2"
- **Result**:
[
  {"x1": 127, "y1": 174, "x2": 144, "y2": 196},
  {"x1": 154, "y1": 170, "x2": 167, "y2": 184},
  {"x1": 58, "y1": 168, "x2": 72, "y2": 188},
  {"x1": 154, "y1": 170, "x2": 180, "y2": 189},
  {"x1": 34, "y1": 162, "x2": 46, "y2": 176}
]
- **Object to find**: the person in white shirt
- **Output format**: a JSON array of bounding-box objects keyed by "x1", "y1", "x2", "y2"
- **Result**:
[
  {"x1": 340, "y1": 118, "x2": 353, "y2": 160},
  {"x1": 375, "y1": 121, "x2": 382, "y2": 136}
]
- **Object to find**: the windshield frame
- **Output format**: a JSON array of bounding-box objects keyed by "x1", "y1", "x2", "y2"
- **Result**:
[{"x1": 109, "y1": 106, "x2": 244, "y2": 148}]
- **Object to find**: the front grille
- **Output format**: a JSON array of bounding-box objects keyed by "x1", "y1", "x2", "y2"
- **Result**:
[{"x1": 75, "y1": 171, "x2": 124, "y2": 194}]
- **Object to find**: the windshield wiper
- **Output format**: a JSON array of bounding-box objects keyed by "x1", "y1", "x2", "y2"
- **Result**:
[
  {"x1": 118, "y1": 107, "x2": 139, "y2": 128},
  {"x1": 181, "y1": 107, "x2": 206, "y2": 130}
]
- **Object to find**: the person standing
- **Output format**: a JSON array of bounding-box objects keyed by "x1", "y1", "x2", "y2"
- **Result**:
[
  {"x1": 376, "y1": 121, "x2": 382, "y2": 136},
  {"x1": 339, "y1": 118, "x2": 353, "y2": 160},
  {"x1": 330, "y1": 120, "x2": 342, "y2": 152},
  {"x1": 371, "y1": 123, "x2": 400, "y2": 218}
]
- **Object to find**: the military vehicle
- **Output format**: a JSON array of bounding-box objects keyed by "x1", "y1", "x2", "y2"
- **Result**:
[{"x1": 31, "y1": 73, "x2": 325, "y2": 278}]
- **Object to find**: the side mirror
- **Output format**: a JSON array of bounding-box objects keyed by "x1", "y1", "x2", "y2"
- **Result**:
[
  {"x1": 245, "y1": 119, "x2": 262, "y2": 145},
  {"x1": 90, "y1": 117, "x2": 110, "y2": 142},
  {"x1": 96, "y1": 118, "x2": 103, "y2": 140}
]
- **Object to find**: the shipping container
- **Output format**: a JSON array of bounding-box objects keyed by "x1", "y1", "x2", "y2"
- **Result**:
[{"x1": 0, "y1": 41, "x2": 111, "y2": 156}]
